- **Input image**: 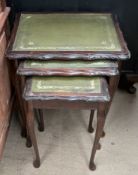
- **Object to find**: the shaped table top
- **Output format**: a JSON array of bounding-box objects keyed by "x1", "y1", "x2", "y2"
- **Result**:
[
  {"x1": 24, "y1": 77, "x2": 110, "y2": 102},
  {"x1": 7, "y1": 13, "x2": 130, "y2": 60},
  {"x1": 18, "y1": 60, "x2": 118, "y2": 76}
]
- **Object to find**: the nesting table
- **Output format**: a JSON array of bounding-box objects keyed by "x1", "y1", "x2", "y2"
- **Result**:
[{"x1": 7, "y1": 13, "x2": 130, "y2": 170}]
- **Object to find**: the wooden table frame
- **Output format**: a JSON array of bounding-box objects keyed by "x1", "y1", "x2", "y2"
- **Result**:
[{"x1": 23, "y1": 77, "x2": 110, "y2": 170}]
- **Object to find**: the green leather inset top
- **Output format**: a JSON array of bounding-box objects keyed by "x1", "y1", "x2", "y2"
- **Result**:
[
  {"x1": 31, "y1": 77, "x2": 101, "y2": 94},
  {"x1": 13, "y1": 13, "x2": 121, "y2": 52},
  {"x1": 24, "y1": 60, "x2": 117, "y2": 69}
]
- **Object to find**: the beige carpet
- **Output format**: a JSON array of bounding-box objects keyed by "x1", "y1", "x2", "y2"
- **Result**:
[{"x1": 0, "y1": 85, "x2": 138, "y2": 175}]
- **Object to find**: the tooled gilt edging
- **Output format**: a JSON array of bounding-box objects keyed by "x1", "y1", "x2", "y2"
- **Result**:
[
  {"x1": 6, "y1": 13, "x2": 130, "y2": 60},
  {"x1": 23, "y1": 78, "x2": 110, "y2": 102},
  {"x1": 17, "y1": 59, "x2": 119, "y2": 76}
]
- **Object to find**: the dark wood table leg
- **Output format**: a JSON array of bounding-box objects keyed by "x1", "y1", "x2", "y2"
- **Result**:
[
  {"x1": 26, "y1": 127, "x2": 32, "y2": 148},
  {"x1": 16, "y1": 83, "x2": 27, "y2": 137},
  {"x1": 102, "y1": 75, "x2": 120, "y2": 137},
  {"x1": 35, "y1": 109, "x2": 45, "y2": 132},
  {"x1": 26, "y1": 102, "x2": 40, "y2": 168},
  {"x1": 9, "y1": 61, "x2": 27, "y2": 137},
  {"x1": 88, "y1": 75, "x2": 119, "y2": 138},
  {"x1": 89, "y1": 103, "x2": 106, "y2": 171},
  {"x1": 88, "y1": 110, "x2": 105, "y2": 138},
  {"x1": 88, "y1": 110, "x2": 95, "y2": 133}
]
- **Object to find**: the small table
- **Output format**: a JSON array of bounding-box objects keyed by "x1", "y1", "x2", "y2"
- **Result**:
[{"x1": 23, "y1": 76, "x2": 110, "y2": 170}]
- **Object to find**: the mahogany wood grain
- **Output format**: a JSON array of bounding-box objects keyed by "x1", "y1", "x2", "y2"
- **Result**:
[
  {"x1": 0, "y1": 0, "x2": 6, "y2": 12},
  {"x1": 0, "y1": 30, "x2": 13, "y2": 159},
  {"x1": 0, "y1": 7, "x2": 10, "y2": 36}
]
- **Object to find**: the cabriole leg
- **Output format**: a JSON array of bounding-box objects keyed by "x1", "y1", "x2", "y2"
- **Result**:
[
  {"x1": 36, "y1": 109, "x2": 45, "y2": 132},
  {"x1": 26, "y1": 102, "x2": 40, "y2": 168},
  {"x1": 89, "y1": 103, "x2": 106, "y2": 171},
  {"x1": 88, "y1": 110, "x2": 95, "y2": 133}
]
